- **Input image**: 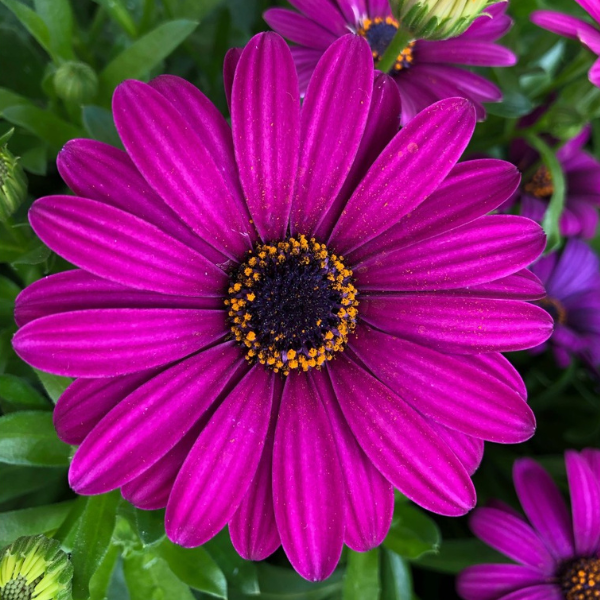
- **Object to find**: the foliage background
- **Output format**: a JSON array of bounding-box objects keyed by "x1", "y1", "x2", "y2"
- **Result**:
[{"x1": 0, "y1": 0, "x2": 599, "y2": 598}]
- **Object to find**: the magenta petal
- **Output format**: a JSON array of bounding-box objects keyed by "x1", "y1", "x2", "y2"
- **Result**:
[
  {"x1": 14, "y1": 270, "x2": 222, "y2": 327},
  {"x1": 565, "y1": 450, "x2": 600, "y2": 556},
  {"x1": 315, "y1": 72, "x2": 401, "y2": 240},
  {"x1": 288, "y1": 0, "x2": 350, "y2": 35},
  {"x1": 166, "y1": 366, "x2": 274, "y2": 547},
  {"x1": 54, "y1": 369, "x2": 160, "y2": 445},
  {"x1": 290, "y1": 35, "x2": 373, "y2": 237},
  {"x1": 457, "y1": 565, "x2": 547, "y2": 600},
  {"x1": 312, "y1": 369, "x2": 394, "y2": 552},
  {"x1": 229, "y1": 380, "x2": 283, "y2": 561},
  {"x1": 57, "y1": 140, "x2": 226, "y2": 264},
  {"x1": 272, "y1": 374, "x2": 344, "y2": 581},
  {"x1": 263, "y1": 9, "x2": 339, "y2": 50},
  {"x1": 329, "y1": 98, "x2": 476, "y2": 254},
  {"x1": 429, "y1": 423, "x2": 484, "y2": 476},
  {"x1": 149, "y1": 75, "x2": 243, "y2": 201},
  {"x1": 589, "y1": 56, "x2": 600, "y2": 87},
  {"x1": 470, "y1": 507, "x2": 556, "y2": 572},
  {"x1": 418, "y1": 39, "x2": 516, "y2": 66},
  {"x1": 232, "y1": 33, "x2": 300, "y2": 241},
  {"x1": 531, "y1": 10, "x2": 596, "y2": 41},
  {"x1": 355, "y1": 215, "x2": 546, "y2": 292},
  {"x1": 13, "y1": 309, "x2": 227, "y2": 378},
  {"x1": 360, "y1": 296, "x2": 553, "y2": 353},
  {"x1": 112, "y1": 79, "x2": 254, "y2": 259},
  {"x1": 576, "y1": 0, "x2": 600, "y2": 22},
  {"x1": 496, "y1": 585, "x2": 564, "y2": 600},
  {"x1": 350, "y1": 326, "x2": 535, "y2": 443},
  {"x1": 224, "y1": 48, "x2": 242, "y2": 111},
  {"x1": 466, "y1": 353, "x2": 527, "y2": 400},
  {"x1": 29, "y1": 196, "x2": 226, "y2": 297},
  {"x1": 513, "y1": 458, "x2": 575, "y2": 560},
  {"x1": 329, "y1": 355, "x2": 476, "y2": 516},
  {"x1": 69, "y1": 343, "x2": 244, "y2": 494},
  {"x1": 348, "y1": 158, "x2": 521, "y2": 264},
  {"x1": 122, "y1": 421, "x2": 204, "y2": 510}
]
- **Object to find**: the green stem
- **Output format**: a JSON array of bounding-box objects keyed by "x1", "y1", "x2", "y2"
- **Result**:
[{"x1": 377, "y1": 27, "x2": 412, "y2": 74}]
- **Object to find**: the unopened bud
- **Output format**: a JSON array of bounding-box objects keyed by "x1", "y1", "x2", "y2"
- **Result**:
[
  {"x1": 0, "y1": 130, "x2": 27, "y2": 223},
  {"x1": 391, "y1": 0, "x2": 499, "y2": 40},
  {"x1": 53, "y1": 61, "x2": 98, "y2": 104},
  {"x1": 0, "y1": 535, "x2": 73, "y2": 600}
]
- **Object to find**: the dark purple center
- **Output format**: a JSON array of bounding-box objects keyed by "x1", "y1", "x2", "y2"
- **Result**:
[{"x1": 559, "y1": 557, "x2": 600, "y2": 599}]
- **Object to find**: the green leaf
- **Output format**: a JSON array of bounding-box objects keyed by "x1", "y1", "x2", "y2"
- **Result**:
[
  {"x1": 0, "y1": 500, "x2": 74, "y2": 547},
  {"x1": 413, "y1": 539, "x2": 510, "y2": 574},
  {"x1": 82, "y1": 105, "x2": 123, "y2": 148},
  {"x1": 93, "y1": 0, "x2": 138, "y2": 37},
  {"x1": 89, "y1": 543, "x2": 120, "y2": 600},
  {"x1": 0, "y1": 26, "x2": 45, "y2": 98},
  {"x1": 204, "y1": 528, "x2": 260, "y2": 595},
  {"x1": 33, "y1": 0, "x2": 75, "y2": 61},
  {"x1": 380, "y1": 548, "x2": 412, "y2": 600},
  {"x1": 72, "y1": 492, "x2": 121, "y2": 600},
  {"x1": 19, "y1": 143, "x2": 48, "y2": 175},
  {"x1": 0, "y1": 87, "x2": 31, "y2": 113},
  {"x1": 134, "y1": 508, "x2": 166, "y2": 547},
  {"x1": 99, "y1": 20, "x2": 198, "y2": 101},
  {"x1": 0, "y1": 411, "x2": 71, "y2": 466},
  {"x1": 343, "y1": 548, "x2": 380, "y2": 600},
  {"x1": 524, "y1": 134, "x2": 566, "y2": 253},
  {"x1": 34, "y1": 368, "x2": 72, "y2": 403},
  {"x1": 162, "y1": 0, "x2": 223, "y2": 19},
  {"x1": 158, "y1": 539, "x2": 227, "y2": 598},
  {"x1": 0, "y1": 464, "x2": 63, "y2": 503},
  {"x1": 0, "y1": 0, "x2": 54, "y2": 60},
  {"x1": 2, "y1": 105, "x2": 84, "y2": 148},
  {"x1": 11, "y1": 240, "x2": 51, "y2": 265},
  {"x1": 484, "y1": 91, "x2": 533, "y2": 118},
  {"x1": 0, "y1": 374, "x2": 50, "y2": 412},
  {"x1": 0, "y1": 275, "x2": 20, "y2": 321},
  {"x1": 383, "y1": 504, "x2": 441, "y2": 560},
  {"x1": 123, "y1": 552, "x2": 195, "y2": 600}
]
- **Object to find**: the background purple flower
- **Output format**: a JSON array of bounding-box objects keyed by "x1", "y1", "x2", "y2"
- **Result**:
[
  {"x1": 457, "y1": 449, "x2": 600, "y2": 600},
  {"x1": 509, "y1": 125, "x2": 600, "y2": 239},
  {"x1": 263, "y1": 0, "x2": 516, "y2": 125},
  {"x1": 532, "y1": 0, "x2": 600, "y2": 88},
  {"x1": 12, "y1": 33, "x2": 551, "y2": 581},
  {"x1": 530, "y1": 239, "x2": 600, "y2": 369}
]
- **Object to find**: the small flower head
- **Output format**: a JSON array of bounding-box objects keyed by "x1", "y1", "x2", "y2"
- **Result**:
[
  {"x1": 53, "y1": 61, "x2": 98, "y2": 105},
  {"x1": 0, "y1": 535, "x2": 73, "y2": 600},
  {"x1": 0, "y1": 130, "x2": 27, "y2": 223},
  {"x1": 391, "y1": 0, "x2": 499, "y2": 40}
]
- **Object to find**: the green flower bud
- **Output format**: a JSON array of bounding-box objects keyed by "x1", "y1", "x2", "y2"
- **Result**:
[
  {"x1": 0, "y1": 535, "x2": 73, "y2": 600},
  {"x1": 53, "y1": 61, "x2": 98, "y2": 104},
  {"x1": 0, "y1": 131, "x2": 27, "y2": 223},
  {"x1": 391, "y1": 0, "x2": 499, "y2": 40}
]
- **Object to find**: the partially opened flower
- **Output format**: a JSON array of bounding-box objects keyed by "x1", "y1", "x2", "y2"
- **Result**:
[
  {"x1": 457, "y1": 449, "x2": 600, "y2": 600},
  {"x1": 530, "y1": 239, "x2": 600, "y2": 368},
  {"x1": 509, "y1": 126, "x2": 600, "y2": 239},
  {"x1": 263, "y1": 1, "x2": 516, "y2": 124},
  {"x1": 532, "y1": 0, "x2": 600, "y2": 88},
  {"x1": 12, "y1": 33, "x2": 551, "y2": 581}
]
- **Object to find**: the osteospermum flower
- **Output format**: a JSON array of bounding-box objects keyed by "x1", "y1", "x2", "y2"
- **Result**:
[
  {"x1": 530, "y1": 239, "x2": 600, "y2": 368},
  {"x1": 509, "y1": 125, "x2": 600, "y2": 239},
  {"x1": 263, "y1": 1, "x2": 516, "y2": 124},
  {"x1": 532, "y1": 0, "x2": 600, "y2": 88},
  {"x1": 457, "y1": 449, "x2": 600, "y2": 600},
  {"x1": 12, "y1": 33, "x2": 552, "y2": 581}
]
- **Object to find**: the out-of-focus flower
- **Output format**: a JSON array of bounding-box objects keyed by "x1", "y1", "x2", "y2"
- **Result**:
[
  {"x1": 0, "y1": 130, "x2": 27, "y2": 223},
  {"x1": 458, "y1": 449, "x2": 600, "y2": 600},
  {"x1": 532, "y1": 1, "x2": 600, "y2": 88},
  {"x1": 508, "y1": 125, "x2": 600, "y2": 239},
  {"x1": 13, "y1": 33, "x2": 551, "y2": 581},
  {"x1": 0, "y1": 535, "x2": 73, "y2": 600},
  {"x1": 263, "y1": 1, "x2": 516, "y2": 125},
  {"x1": 391, "y1": 0, "x2": 497, "y2": 40},
  {"x1": 53, "y1": 61, "x2": 99, "y2": 105},
  {"x1": 530, "y1": 239, "x2": 600, "y2": 368}
]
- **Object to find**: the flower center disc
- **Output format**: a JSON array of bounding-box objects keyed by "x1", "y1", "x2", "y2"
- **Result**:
[
  {"x1": 560, "y1": 557, "x2": 600, "y2": 599},
  {"x1": 524, "y1": 165, "x2": 554, "y2": 199},
  {"x1": 226, "y1": 235, "x2": 359, "y2": 375},
  {"x1": 358, "y1": 17, "x2": 415, "y2": 72}
]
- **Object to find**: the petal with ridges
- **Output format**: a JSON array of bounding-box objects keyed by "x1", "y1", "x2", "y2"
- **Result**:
[
  {"x1": 457, "y1": 565, "x2": 547, "y2": 600},
  {"x1": 263, "y1": 9, "x2": 339, "y2": 50},
  {"x1": 428, "y1": 423, "x2": 484, "y2": 476}
]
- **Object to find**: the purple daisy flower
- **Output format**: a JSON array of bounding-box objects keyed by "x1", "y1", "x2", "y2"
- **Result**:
[
  {"x1": 508, "y1": 125, "x2": 600, "y2": 239},
  {"x1": 532, "y1": 0, "x2": 600, "y2": 88},
  {"x1": 530, "y1": 239, "x2": 600, "y2": 368},
  {"x1": 263, "y1": 0, "x2": 516, "y2": 125},
  {"x1": 457, "y1": 449, "x2": 600, "y2": 600},
  {"x1": 12, "y1": 33, "x2": 551, "y2": 581}
]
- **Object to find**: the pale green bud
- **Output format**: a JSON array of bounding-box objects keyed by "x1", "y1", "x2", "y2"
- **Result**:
[
  {"x1": 0, "y1": 130, "x2": 27, "y2": 223},
  {"x1": 391, "y1": 0, "x2": 500, "y2": 41},
  {"x1": 0, "y1": 535, "x2": 73, "y2": 600},
  {"x1": 53, "y1": 61, "x2": 98, "y2": 104}
]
